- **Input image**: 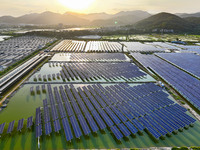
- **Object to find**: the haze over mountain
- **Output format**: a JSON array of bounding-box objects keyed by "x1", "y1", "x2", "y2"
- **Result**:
[
  {"x1": 176, "y1": 12, "x2": 200, "y2": 18},
  {"x1": 133, "y1": 12, "x2": 197, "y2": 32},
  {"x1": 1, "y1": 10, "x2": 200, "y2": 32},
  {"x1": 0, "y1": 10, "x2": 151, "y2": 26},
  {"x1": 91, "y1": 10, "x2": 151, "y2": 26}
]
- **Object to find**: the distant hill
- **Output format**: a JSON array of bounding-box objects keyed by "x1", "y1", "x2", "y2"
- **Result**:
[
  {"x1": 176, "y1": 12, "x2": 200, "y2": 18},
  {"x1": 0, "y1": 11, "x2": 89, "y2": 25},
  {"x1": 133, "y1": 12, "x2": 195, "y2": 32},
  {"x1": 184, "y1": 17, "x2": 200, "y2": 25},
  {"x1": 91, "y1": 10, "x2": 151, "y2": 26},
  {"x1": 0, "y1": 10, "x2": 151, "y2": 26}
]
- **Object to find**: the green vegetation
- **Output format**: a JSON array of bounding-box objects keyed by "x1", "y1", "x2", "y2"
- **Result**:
[
  {"x1": 102, "y1": 34, "x2": 200, "y2": 42},
  {"x1": 133, "y1": 12, "x2": 196, "y2": 33},
  {"x1": 191, "y1": 146, "x2": 200, "y2": 150}
]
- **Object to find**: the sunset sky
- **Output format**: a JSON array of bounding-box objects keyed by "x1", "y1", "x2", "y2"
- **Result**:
[{"x1": 0, "y1": 0, "x2": 200, "y2": 16}]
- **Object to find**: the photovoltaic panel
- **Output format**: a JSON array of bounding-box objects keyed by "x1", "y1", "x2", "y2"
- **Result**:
[
  {"x1": 62, "y1": 117, "x2": 73, "y2": 141},
  {"x1": 70, "y1": 115, "x2": 82, "y2": 138},
  {"x1": 27, "y1": 116, "x2": 33, "y2": 129},
  {"x1": 7, "y1": 121, "x2": 15, "y2": 134},
  {"x1": 36, "y1": 124, "x2": 42, "y2": 138},
  {"x1": 117, "y1": 123, "x2": 131, "y2": 137},
  {"x1": 77, "y1": 114, "x2": 91, "y2": 135},
  {"x1": 0, "y1": 123, "x2": 5, "y2": 134},
  {"x1": 17, "y1": 118, "x2": 24, "y2": 131},
  {"x1": 85, "y1": 112, "x2": 99, "y2": 132},
  {"x1": 45, "y1": 122, "x2": 52, "y2": 135},
  {"x1": 110, "y1": 125, "x2": 123, "y2": 140},
  {"x1": 53, "y1": 119, "x2": 61, "y2": 133}
]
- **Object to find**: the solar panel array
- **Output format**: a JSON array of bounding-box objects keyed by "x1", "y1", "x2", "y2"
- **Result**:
[
  {"x1": 149, "y1": 42, "x2": 181, "y2": 50},
  {"x1": 51, "y1": 40, "x2": 86, "y2": 52},
  {"x1": 34, "y1": 83, "x2": 195, "y2": 141},
  {"x1": 131, "y1": 53, "x2": 200, "y2": 111},
  {"x1": 60, "y1": 63, "x2": 147, "y2": 82},
  {"x1": 121, "y1": 42, "x2": 165, "y2": 52},
  {"x1": 85, "y1": 41, "x2": 122, "y2": 52},
  {"x1": 69, "y1": 53, "x2": 129, "y2": 62},
  {"x1": 0, "y1": 36, "x2": 56, "y2": 70},
  {"x1": 156, "y1": 53, "x2": 200, "y2": 79}
]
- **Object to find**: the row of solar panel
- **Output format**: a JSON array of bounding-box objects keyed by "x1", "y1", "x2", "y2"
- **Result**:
[
  {"x1": 131, "y1": 53, "x2": 200, "y2": 111},
  {"x1": 0, "y1": 116, "x2": 33, "y2": 135},
  {"x1": 60, "y1": 63, "x2": 146, "y2": 82},
  {"x1": 35, "y1": 83, "x2": 196, "y2": 141}
]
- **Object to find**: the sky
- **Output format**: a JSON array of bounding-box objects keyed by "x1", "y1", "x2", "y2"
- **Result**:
[{"x1": 0, "y1": 0, "x2": 200, "y2": 17}]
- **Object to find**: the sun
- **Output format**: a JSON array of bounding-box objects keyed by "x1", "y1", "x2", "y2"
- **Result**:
[{"x1": 58, "y1": 0, "x2": 95, "y2": 11}]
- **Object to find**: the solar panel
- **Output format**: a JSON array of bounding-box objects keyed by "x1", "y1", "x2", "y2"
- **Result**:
[
  {"x1": 7, "y1": 121, "x2": 15, "y2": 134},
  {"x1": 53, "y1": 119, "x2": 61, "y2": 133},
  {"x1": 36, "y1": 124, "x2": 42, "y2": 138},
  {"x1": 0, "y1": 123, "x2": 5, "y2": 135},
  {"x1": 58, "y1": 103, "x2": 67, "y2": 118},
  {"x1": 43, "y1": 105, "x2": 50, "y2": 123},
  {"x1": 45, "y1": 122, "x2": 52, "y2": 135},
  {"x1": 125, "y1": 121, "x2": 138, "y2": 135},
  {"x1": 70, "y1": 116, "x2": 82, "y2": 138},
  {"x1": 17, "y1": 118, "x2": 24, "y2": 131},
  {"x1": 35, "y1": 107, "x2": 41, "y2": 126},
  {"x1": 104, "y1": 107, "x2": 121, "y2": 125},
  {"x1": 27, "y1": 116, "x2": 33, "y2": 129},
  {"x1": 77, "y1": 114, "x2": 91, "y2": 135},
  {"x1": 91, "y1": 110, "x2": 106, "y2": 130},
  {"x1": 43, "y1": 99, "x2": 48, "y2": 106},
  {"x1": 51, "y1": 104, "x2": 59, "y2": 121},
  {"x1": 110, "y1": 125, "x2": 123, "y2": 140},
  {"x1": 85, "y1": 112, "x2": 99, "y2": 133},
  {"x1": 117, "y1": 123, "x2": 131, "y2": 137},
  {"x1": 62, "y1": 118, "x2": 73, "y2": 141},
  {"x1": 98, "y1": 109, "x2": 114, "y2": 127}
]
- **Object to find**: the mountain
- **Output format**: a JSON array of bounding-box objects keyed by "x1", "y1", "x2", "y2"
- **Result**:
[
  {"x1": 0, "y1": 10, "x2": 151, "y2": 26},
  {"x1": 133, "y1": 12, "x2": 195, "y2": 32},
  {"x1": 184, "y1": 17, "x2": 200, "y2": 25},
  {"x1": 176, "y1": 12, "x2": 200, "y2": 18},
  {"x1": 113, "y1": 10, "x2": 150, "y2": 18},
  {"x1": 0, "y1": 11, "x2": 89, "y2": 25},
  {"x1": 64, "y1": 12, "x2": 112, "y2": 21},
  {"x1": 90, "y1": 10, "x2": 151, "y2": 26}
]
